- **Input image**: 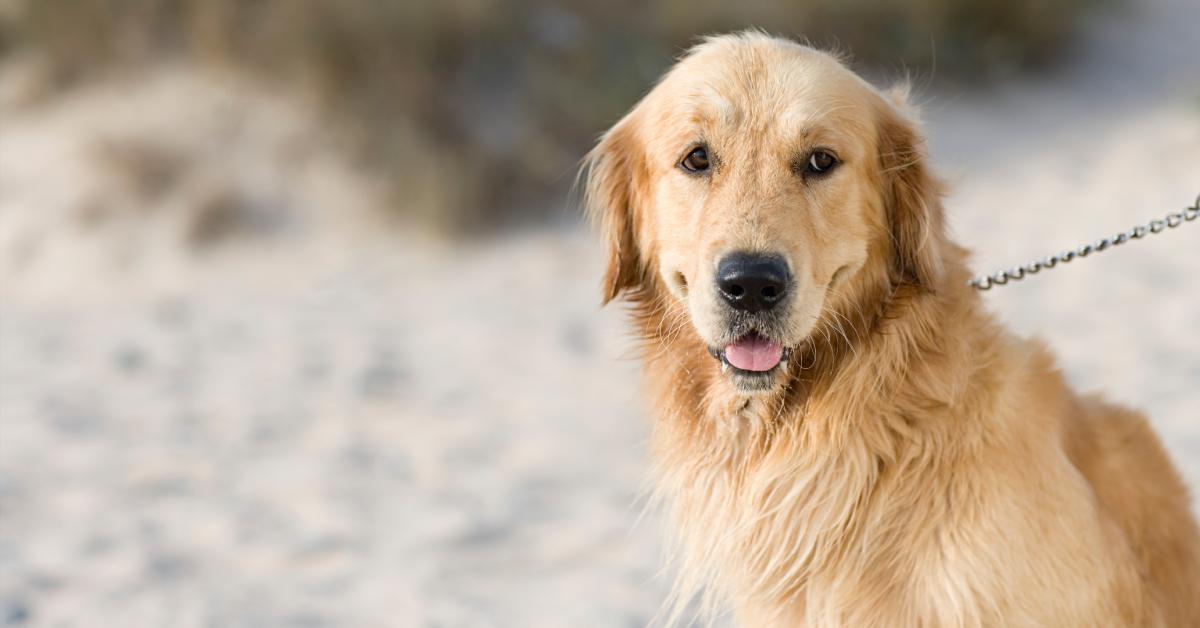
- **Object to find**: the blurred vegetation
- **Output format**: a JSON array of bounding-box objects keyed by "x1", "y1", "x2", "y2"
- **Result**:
[{"x1": 0, "y1": 0, "x2": 1100, "y2": 233}]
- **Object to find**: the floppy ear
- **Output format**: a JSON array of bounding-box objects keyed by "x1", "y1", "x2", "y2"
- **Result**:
[
  {"x1": 583, "y1": 120, "x2": 647, "y2": 304},
  {"x1": 876, "y1": 87, "x2": 947, "y2": 290}
]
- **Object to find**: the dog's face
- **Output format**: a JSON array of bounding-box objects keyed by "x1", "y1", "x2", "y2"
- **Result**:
[{"x1": 587, "y1": 34, "x2": 943, "y2": 394}]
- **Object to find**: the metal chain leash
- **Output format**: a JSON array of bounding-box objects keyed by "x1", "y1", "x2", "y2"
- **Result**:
[{"x1": 968, "y1": 194, "x2": 1200, "y2": 290}]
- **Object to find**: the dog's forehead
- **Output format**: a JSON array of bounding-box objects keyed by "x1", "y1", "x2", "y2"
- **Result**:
[{"x1": 653, "y1": 37, "x2": 877, "y2": 137}]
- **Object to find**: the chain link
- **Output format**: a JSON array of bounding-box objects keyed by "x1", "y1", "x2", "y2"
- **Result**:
[{"x1": 969, "y1": 194, "x2": 1200, "y2": 291}]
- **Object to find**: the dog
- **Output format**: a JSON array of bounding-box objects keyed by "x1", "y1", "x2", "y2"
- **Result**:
[{"x1": 583, "y1": 32, "x2": 1200, "y2": 626}]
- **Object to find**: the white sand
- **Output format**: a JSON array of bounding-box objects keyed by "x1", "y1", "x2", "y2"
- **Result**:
[{"x1": 0, "y1": 0, "x2": 1197, "y2": 625}]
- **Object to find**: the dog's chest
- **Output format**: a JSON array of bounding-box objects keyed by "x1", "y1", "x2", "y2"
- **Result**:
[{"x1": 664, "y1": 435, "x2": 987, "y2": 626}]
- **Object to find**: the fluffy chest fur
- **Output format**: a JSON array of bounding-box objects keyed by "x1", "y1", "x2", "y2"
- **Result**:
[{"x1": 642, "y1": 291, "x2": 1157, "y2": 627}]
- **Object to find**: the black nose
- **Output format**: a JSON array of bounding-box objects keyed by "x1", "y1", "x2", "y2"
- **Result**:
[{"x1": 716, "y1": 252, "x2": 790, "y2": 312}]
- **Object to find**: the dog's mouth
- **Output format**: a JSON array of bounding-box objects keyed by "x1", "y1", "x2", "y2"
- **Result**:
[{"x1": 708, "y1": 331, "x2": 791, "y2": 380}]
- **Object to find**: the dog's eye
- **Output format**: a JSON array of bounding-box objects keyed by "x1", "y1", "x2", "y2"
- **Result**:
[
  {"x1": 805, "y1": 150, "x2": 839, "y2": 175},
  {"x1": 680, "y1": 147, "x2": 710, "y2": 173}
]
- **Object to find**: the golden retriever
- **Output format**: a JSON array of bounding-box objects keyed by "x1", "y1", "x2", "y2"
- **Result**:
[{"x1": 584, "y1": 32, "x2": 1200, "y2": 627}]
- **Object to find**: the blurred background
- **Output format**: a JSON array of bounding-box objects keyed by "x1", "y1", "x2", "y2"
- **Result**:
[{"x1": 0, "y1": 0, "x2": 1196, "y2": 626}]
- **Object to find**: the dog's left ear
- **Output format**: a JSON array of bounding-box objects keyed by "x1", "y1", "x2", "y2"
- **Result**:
[
  {"x1": 582, "y1": 118, "x2": 648, "y2": 304},
  {"x1": 876, "y1": 86, "x2": 947, "y2": 290}
]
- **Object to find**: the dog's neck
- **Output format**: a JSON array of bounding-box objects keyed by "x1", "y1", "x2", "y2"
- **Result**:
[{"x1": 634, "y1": 255, "x2": 999, "y2": 621}]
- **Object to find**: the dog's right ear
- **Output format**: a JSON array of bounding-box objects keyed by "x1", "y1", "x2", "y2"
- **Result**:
[{"x1": 582, "y1": 119, "x2": 647, "y2": 305}]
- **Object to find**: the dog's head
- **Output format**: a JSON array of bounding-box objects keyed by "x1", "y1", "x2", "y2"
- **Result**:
[{"x1": 585, "y1": 33, "x2": 946, "y2": 394}]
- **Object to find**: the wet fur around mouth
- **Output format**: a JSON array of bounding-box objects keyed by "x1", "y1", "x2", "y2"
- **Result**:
[
  {"x1": 706, "y1": 314, "x2": 794, "y2": 389},
  {"x1": 714, "y1": 310, "x2": 790, "y2": 349}
]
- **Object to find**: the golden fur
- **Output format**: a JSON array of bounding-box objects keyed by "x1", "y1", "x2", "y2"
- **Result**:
[{"x1": 584, "y1": 33, "x2": 1200, "y2": 626}]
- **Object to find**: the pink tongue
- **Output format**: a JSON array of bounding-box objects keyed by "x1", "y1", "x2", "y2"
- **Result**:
[{"x1": 724, "y1": 335, "x2": 784, "y2": 372}]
